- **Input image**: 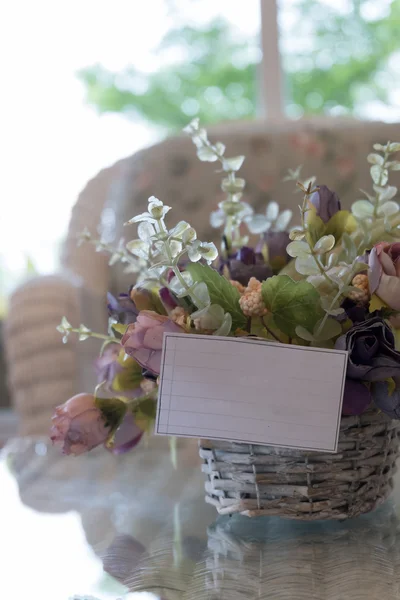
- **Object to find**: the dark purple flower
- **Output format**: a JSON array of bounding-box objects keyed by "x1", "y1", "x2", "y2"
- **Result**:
[
  {"x1": 335, "y1": 315, "x2": 400, "y2": 382},
  {"x1": 159, "y1": 286, "x2": 178, "y2": 312},
  {"x1": 95, "y1": 343, "x2": 144, "y2": 399},
  {"x1": 372, "y1": 381, "x2": 400, "y2": 419},
  {"x1": 107, "y1": 292, "x2": 138, "y2": 325},
  {"x1": 341, "y1": 298, "x2": 368, "y2": 323},
  {"x1": 256, "y1": 231, "x2": 290, "y2": 272},
  {"x1": 309, "y1": 185, "x2": 341, "y2": 223},
  {"x1": 342, "y1": 379, "x2": 371, "y2": 415},
  {"x1": 220, "y1": 247, "x2": 272, "y2": 286}
]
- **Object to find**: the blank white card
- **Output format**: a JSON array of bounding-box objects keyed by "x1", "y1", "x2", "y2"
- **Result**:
[{"x1": 156, "y1": 333, "x2": 348, "y2": 453}]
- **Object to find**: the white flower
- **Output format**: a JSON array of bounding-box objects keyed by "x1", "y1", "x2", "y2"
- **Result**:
[
  {"x1": 125, "y1": 196, "x2": 171, "y2": 224},
  {"x1": 245, "y1": 201, "x2": 292, "y2": 235},
  {"x1": 187, "y1": 240, "x2": 218, "y2": 264}
]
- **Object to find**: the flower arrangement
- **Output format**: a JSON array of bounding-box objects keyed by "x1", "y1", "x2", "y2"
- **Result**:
[{"x1": 51, "y1": 120, "x2": 400, "y2": 456}]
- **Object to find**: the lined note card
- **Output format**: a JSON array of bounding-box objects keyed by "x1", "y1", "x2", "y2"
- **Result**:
[{"x1": 156, "y1": 333, "x2": 348, "y2": 453}]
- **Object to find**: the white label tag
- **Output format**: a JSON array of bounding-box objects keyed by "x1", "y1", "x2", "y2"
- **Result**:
[{"x1": 156, "y1": 333, "x2": 347, "y2": 453}]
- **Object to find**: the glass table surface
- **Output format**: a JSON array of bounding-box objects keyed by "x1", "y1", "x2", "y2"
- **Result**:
[{"x1": 2, "y1": 435, "x2": 400, "y2": 600}]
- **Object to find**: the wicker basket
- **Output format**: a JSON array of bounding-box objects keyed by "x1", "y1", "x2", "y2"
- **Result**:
[{"x1": 199, "y1": 410, "x2": 400, "y2": 520}]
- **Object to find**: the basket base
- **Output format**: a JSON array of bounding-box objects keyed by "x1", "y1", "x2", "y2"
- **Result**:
[{"x1": 200, "y1": 411, "x2": 400, "y2": 521}]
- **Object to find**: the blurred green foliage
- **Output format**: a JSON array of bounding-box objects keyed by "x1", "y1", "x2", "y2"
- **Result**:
[{"x1": 78, "y1": 0, "x2": 400, "y2": 130}]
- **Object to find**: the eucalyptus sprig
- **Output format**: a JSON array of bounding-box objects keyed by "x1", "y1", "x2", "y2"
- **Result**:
[
  {"x1": 124, "y1": 196, "x2": 232, "y2": 335},
  {"x1": 351, "y1": 142, "x2": 400, "y2": 243},
  {"x1": 184, "y1": 118, "x2": 249, "y2": 253},
  {"x1": 77, "y1": 227, "x2": 145, "y2": 275},
  {"x1": 57, "y1": 317, "x2": 115, "y2": 344}
]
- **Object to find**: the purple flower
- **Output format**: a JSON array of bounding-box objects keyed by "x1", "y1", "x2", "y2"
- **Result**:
[
  {"x1": 159, "y1": 286, "x2": 179, "y2": 312},
  {"x1": 96, "y1": 343, "x2": 144, "y2": 399},
  {"x1": 342, "y1": 379, "x2": 371, "y2": 415},
  {"x1": 335, "y1": 315, "x2": 400, "y2": 382},
  {"x1": 50, "y1": 393, "x2": 110, "y2": 455},
  {"x1": 108, "y1": 413, "x2": 144, "y2": 454},
  {"x1": 107, "y1": 292, "x2": 138, "y2": 324},
  {"x1": 372, "y1": 381, "x2": 400, "y2": 419},
  {"x1": 309, "y1": 185, "x2": 341, "y2": 223},
  {"x1": 369, "y1": 242, "x2": 400, "y2": 311},
  {"x1": 256, "y1": 231, "x2": 290, "y2": 272},
  {"x1": 121, "y1": 310, "x2": 184, "y2": 375},
  {"x1": 221, "y1": 247, "x2": 272, "y2": 286}
]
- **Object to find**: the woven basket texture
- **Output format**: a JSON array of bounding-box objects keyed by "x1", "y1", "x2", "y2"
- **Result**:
[{"x1": 199, "y1": 410, "x2": 400, "y2": 520}]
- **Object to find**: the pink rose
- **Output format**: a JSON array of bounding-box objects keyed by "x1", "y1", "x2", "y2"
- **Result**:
[
  {"x1": 121, "y1": 310, "x2": 184, "y2": 374},
  {"x1": 369, "y1": 242, "x2": 400, "y2": 311},
  {"x1": 50, "y1": 393, "x2": 110, "y2": 455}
]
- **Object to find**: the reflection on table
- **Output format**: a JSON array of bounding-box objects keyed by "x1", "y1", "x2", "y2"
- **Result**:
[{"x1": 2, "y1": 436, "x2": 400, "y2": 599}]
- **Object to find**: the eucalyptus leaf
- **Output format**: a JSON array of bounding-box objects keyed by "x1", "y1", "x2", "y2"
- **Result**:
[
  {"x1": 275, "y1": 209, "x2": 292, "y2": 231},
  {"x1": 313, "y1": 317, "x2": 342, "y2": 341},
  {"x1": 351, "y1": 200, "x2": 374, "y2": 219},
  {"x1": 289, "y1": 229, "x2": 306, "y2": 241},
  {"x1": 186, "y1": 263, "x2": 246, "y2": 330},
  {"x1": 377, "y1": 201, "x2": 399, "y2": 217},
  {"x1": 367, "y1": 153, "x2": 384, "y2": 165},
  {"x1": 287, "y1": 240, "x2": 311, "y2": 258},
  {"x1": 266, "y1": 201, "x2": 279, "y2": 221},
  {"x1": 374, "y1": 185, "x2": 397, "y2": 201},
  {"x1": 370, "y1": 164, "x2": 382, "y2": 185},
  {"x1": 261, "y1": 275, "x2": 324, "y2": 338},
  {"x1": 197, "y1": 146, "x2": 218, "y2": 162},
  {"x1": 223, "y1": 156, "x2": 245, "y2": 172},
  {"x1": 341, "y1": 232, "x2": 357, "y2": 261},
  {"x1": 295, "y1": 326, "x2": 315, "y2": 342},
  {"x1": 388, "y1": 142, "x2": 400, "y2": 152},
  {"x1": 313, "y1": 235, "x2": 335, "y2": 255},
  {"x1": 295, "y1": 256, "x2": 321, "y2": 276}
]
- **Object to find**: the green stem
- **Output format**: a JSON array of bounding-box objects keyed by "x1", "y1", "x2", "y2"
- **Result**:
[
  {"x1": 261, "y1": 317, "x2": 284, "y2": 343},
  {"x1": 373, "y1": 148, "x2": 390, "y2": 219},
  {"x1": 69, "y1": 328, "x2": 115, "y2": 342}
]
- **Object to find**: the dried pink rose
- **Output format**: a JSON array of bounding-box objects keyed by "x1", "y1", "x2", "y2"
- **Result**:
[
  {"x1": 50, "y1": 393, "x2": 110, "y2": 455},
  {"x1": 121, "y1": 310, "x2": 184, "y2": 374},
  {"x1": 369, "y1": 242, "x2": 400, "y2": 311}
]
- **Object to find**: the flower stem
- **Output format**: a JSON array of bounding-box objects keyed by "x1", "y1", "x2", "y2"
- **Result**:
[{"x1": 261, "y1": 317, "x2": 284, "y2": 343}]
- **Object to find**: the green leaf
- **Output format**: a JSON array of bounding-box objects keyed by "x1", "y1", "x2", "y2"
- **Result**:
[
  {"x1": 113, "y1": 354, "x2": 144, "y2": 392},
  {"x1": 111, "y1": 323, "x2": 129, "y2": 338},
  {"x1": 325, "y1": 210, "x2": 355, "y2": 240},
  {"x1": 313, "y1": 235, "x2": 335, "y2": 255},
  {"x1": 370, "y1": 164, "x2": 382, "y2": 184},
  {"x1": 95, "y1": 397, "x2": 127, "y2": 430},
  {"x1": 351, "y1": 200, "x2": 374, "y2": 219},
  {"x1": 186, "y1": 263, "x2": 247, "y2": 331},
  {"x1": 133, "y1": 397, "x2": 158, "y2": 434},
  {"x1": 388, "y1": 142, "x2": 400, "y2": 153},
  {"x1": 367, "y1": 153, "x2": 384, "y2": 165},
  {"x1": 287, "y1": 240, "x2": 310, "y2": 258},
  {"x1": 261, "y1": 275, "x2": 324, "y2": 338},
  {"x1": 313, "y1": 317, "x2": 342, "y2": 341},
  {"x1": 295, "y1": 256, "x2": 321, "y2": 276},
  {"x1": 305, "y1": 205, "x2": 325, "y2": 247}
]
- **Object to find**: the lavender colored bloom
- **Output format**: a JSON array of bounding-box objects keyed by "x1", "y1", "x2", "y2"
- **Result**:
[
  {"x1": 108, "y1": 413, "x2": 144, "y2": 455},
  {"x1": 122, "y1": 310, "x2": 184, "y2": 374},
  {"x1": 221, "y1": 247, "x2": 272, "y2": 286},
  {"x1": 335, "y1": 315, "x2": 400, "y2": 382},
  {"x1": 342, "y1": 379, "x2": 371, "y2": 416},
  {"x1": 107, "y1": 292, "x2": 138, "y2": 324},
  {"x1": 372, "y1": 381, "x2": 400, "y2": 419},
  {"x1": 50, "y1": 393, "x2": 110, "y2": 455},
  {"x1": 159, "y1": 286, "x2": 178, "y2": 312},
  {"x1": 309, "y1": 184, "x2": 341, "y2": 223},
  {"x1": 96, "y1": 343, "x2": 143, "y2": 399}
]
